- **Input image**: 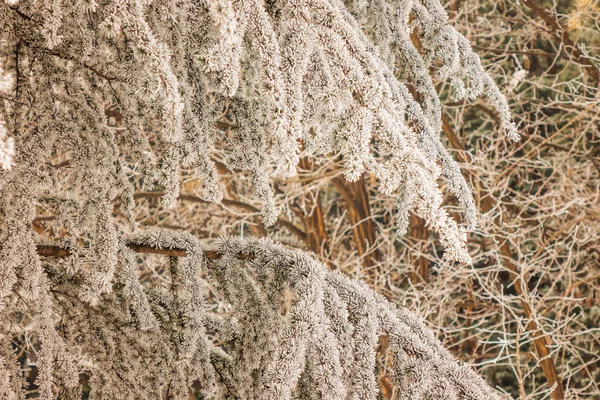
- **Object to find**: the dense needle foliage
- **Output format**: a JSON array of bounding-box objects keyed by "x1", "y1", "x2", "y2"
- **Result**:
[{"x1": 1, "y1": 0, "x2": 597, "y2": 399}]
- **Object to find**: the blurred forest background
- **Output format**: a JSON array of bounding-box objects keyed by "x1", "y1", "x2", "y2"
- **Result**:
[{"x1": 131, "y1": 0, "x2": 599, "y2": 398}]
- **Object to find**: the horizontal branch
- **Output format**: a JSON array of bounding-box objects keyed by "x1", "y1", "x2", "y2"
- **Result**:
[
  {"x1": 134, "y1": 192, "x2": 306, "y2": 241},
  {"x1": 37, "y1": 246, "x2": 71, "y2": 258},
  {"x1": 127, "y1": 244, "x2": 188, "y2": 258},
  {"x1": 36, "y1": 244, "x2": 254, "y2": 261}
]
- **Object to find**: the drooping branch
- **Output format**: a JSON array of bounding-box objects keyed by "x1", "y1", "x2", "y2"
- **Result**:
[{"x1": 32, "y1": 229, "x2": 502, "y2": 400}]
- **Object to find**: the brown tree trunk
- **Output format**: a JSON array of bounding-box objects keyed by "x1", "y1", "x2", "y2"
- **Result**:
[
  {"x1": 332, "y1": 176, "x2": 382, "y2": 281},
  {"x1": 298, "y1": 157, "x2": 330, "y2": 259},
  {"x1": 409, "y1": 214, "x2": 430, "y2": 283}
]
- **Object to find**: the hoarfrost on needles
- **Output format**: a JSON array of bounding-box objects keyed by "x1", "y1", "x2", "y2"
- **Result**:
[{"x1": 0, "y1": 0, "x2": 519, "y2": 398}]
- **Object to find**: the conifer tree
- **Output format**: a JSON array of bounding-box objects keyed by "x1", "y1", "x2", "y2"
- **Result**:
[{"x1": 0, "y1": 1, "x2": 519, "y2": 398}]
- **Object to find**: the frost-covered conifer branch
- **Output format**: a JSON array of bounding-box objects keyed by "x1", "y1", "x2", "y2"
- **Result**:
[
  {"x1": 26, "y1": 229, "x2": 503, "y2": 399},
  {"x1": 0, "y1": 0, "x2": 521, "y2": 398},
  {"x1": 0, "y1": 0, "x2": 518, "y2": 262}
]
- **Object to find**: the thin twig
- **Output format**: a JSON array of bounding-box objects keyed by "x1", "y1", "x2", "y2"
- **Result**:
[
  {"x1": 521, "y1": 0, "x2": 600, "y2": 86},
  {"x1": 442, "y1": 115, "x2": 565, "y2": 400}
]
